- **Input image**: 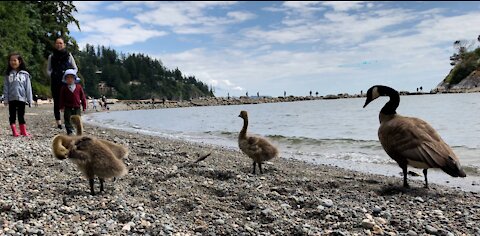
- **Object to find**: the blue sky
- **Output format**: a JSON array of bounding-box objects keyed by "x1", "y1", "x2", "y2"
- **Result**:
[{"x1": 70, "y1": 1, "x2": 480, "y2": 97}]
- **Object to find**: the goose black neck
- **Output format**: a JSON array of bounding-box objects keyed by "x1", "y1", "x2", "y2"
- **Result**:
[{"x1": 380, "y1": 86, "x2": 399, "y2": 115}]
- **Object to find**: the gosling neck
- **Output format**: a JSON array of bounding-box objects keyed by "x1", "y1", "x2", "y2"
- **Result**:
[{"x1": 239, "y1": 117, "x2": 248, "y2": 139}]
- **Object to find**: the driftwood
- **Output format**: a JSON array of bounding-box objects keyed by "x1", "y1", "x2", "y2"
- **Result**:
[
  {"x1": 177, "y1": 152, "x2": 212, "y2": 169},
  {"x1": 194, "y1": 153, "x2": 212, "y2": 163}
]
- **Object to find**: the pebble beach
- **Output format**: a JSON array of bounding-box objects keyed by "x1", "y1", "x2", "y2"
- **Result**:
[{"x1": 0, "y1": 104, "x2": 479, "y2": 235}]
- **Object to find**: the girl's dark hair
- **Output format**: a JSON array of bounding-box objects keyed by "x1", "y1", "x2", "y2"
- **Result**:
[{"x1": 5, "y1": 52, "x2": 27, "y2": 75}]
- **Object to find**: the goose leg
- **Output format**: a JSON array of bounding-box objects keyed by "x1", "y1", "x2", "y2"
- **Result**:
[
  {"x1": 259, "y1": 162, "x2": 263, "y2": 174},
  {"x1": 252, "y1": 161, "x2": 256, "y2": 174},
  {"x1": 402, "y1": 166, "x2": 409, "y2": 188},
  {"x1": 423, "y1": 169, "x2": 428, "y2": 188},
  {"x1": 100, "y1": 178, "x2": 105, "y2": 192},
  {"x1": 89, "y1": 178, "x2": 95, "y2": 196}
]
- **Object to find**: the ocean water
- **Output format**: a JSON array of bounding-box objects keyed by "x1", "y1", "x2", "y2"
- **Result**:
[{"x1": 85, "y1": 93, "x2": 480, "y2": 192}]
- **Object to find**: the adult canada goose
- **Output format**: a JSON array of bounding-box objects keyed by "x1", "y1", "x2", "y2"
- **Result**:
[
  {"x1": 238, "y1": 110, "x2": 279, "y2": 174},
  {"x1": 363, "y1": 85, "x2": 466, "y2": 188}
]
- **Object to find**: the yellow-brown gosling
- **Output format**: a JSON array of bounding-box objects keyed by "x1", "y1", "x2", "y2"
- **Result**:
[
  {"x1": 68, "y1": 136, "x2": 128, "y2": 195},
  {"x1": 363, "y1": 85, "x2": 466, "y2": 188},
  {"x1": 238, "y1": 110, "x2": 279, "y2": 174},
  {"x1": 71, "y1": 115, "x2": 128, "y2": 159},
  {"x1": 52, "y1": 116, "x2": 128, "y2": 195}
]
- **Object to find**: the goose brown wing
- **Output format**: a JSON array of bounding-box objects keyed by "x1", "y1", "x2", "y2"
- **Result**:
[{"x1": 379, "y1": 116, "x2": 452, "y2": 168}]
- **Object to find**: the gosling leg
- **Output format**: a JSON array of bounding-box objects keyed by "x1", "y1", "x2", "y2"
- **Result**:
[
  {"x1": 100, "y1": 178, "x2": 105, "y2": 192},
  {"x1": 423, "y1": 169, "x2": 429, "y2": 188},
  {"x1": 89, "y1": 178, "x2": 95, "y2": 196},
  {"x1": 402, "y1": 166, "x2": 409, "y2": 188}
]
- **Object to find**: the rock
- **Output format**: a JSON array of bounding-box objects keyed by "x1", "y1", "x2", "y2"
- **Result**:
[
  {"x1": 372, "y1": 225, "x2": 383, "y2": 235},
  {"x1": 425, "y1": 225, "x2": 438, "y2": 234},
  {"x1": 321, "y1": 199, "x2": 333, "y2": 208},
  {"x1": 215, "y1": 219, "x2": 225, "y2": 225},
  {"x1": 122, "y1": 224, "x2": 131, "y2": 231},
  {"x1": 373, "y1": 206, "x2": 382, "y2": 215},
  {"x1": 361, "y1": 219, "x2": 376, "y2": 229},
  {"x1": 414, "y1": 197, "x2": 424, "y2": 203},
  {"x1": 376, "y1": 217, "x2": 387, "y2": 225},
  {"x1": 406, "y1": 230, "x2": 417, "y2": 236}
]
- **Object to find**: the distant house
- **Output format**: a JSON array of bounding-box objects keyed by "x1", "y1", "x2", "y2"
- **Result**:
[
  {"x1": 128, "y1": 80, "x2": 141, "y2": 86},
  {"x1": 98, "y1": 82, "x2": 118, "y2": 96}
]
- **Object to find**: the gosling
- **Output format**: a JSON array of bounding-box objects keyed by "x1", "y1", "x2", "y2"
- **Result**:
[
  {"x1": 52, "y1": 116, "x2": 128, "y2": 195},
  {"x1": 238, "y1": 110, "x2": 279, "y2": 174},
  {"x1": 71, "y1": 115, "x2": 128, "y2": 159}
]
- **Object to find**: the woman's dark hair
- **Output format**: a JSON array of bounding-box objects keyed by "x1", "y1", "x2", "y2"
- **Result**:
[{"x1": 5, "y1": 52, "x2": 28, "y2": 75}]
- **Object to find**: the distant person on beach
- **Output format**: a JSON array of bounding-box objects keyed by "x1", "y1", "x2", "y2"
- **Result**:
[
  {"x1": 47, "y1": 37, "x2": 78, "y2": 129},
  {"x1": 59, "y1": 69, "x2": 86, "y2": 135},
  {"x1": 33, "y1": 94, "x2": 39, "y2": 107},
  {"x1": 284, "y1": 91, "x2": 286, "y2": 97},
  {"x1": 92, "y1": 98, "x2": 98, "y2": 111},
  {"x1": 101, "y1": 95, "x2": 107, "y2": 110},
  {"x1": 3, "y1": 52, "x2": 33, "y2": 137}
]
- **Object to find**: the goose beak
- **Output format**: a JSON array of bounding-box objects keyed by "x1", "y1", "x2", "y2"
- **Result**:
[{"x1": 363, "y1": 98, "x2": 372, "y2": 108}]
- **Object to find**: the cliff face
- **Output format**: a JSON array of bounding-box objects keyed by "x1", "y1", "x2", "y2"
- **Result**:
[{"x1": 435, "y1": 69, "x2": 480, "y2": 92}]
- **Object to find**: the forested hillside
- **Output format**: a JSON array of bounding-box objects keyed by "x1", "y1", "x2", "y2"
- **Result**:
[
  {"x1": 0, "y1": 1, "x2": 213, "y2": 100},
  {"x1": 76, "y1": 45, "x2": 213, "y2": 100}
]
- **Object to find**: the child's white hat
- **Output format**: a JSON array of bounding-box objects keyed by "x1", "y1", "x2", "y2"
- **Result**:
[{"x1": 62, "y1": 69, "x2": 81, "y2": 83}]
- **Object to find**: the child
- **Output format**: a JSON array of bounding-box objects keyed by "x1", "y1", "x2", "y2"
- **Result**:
[
  {"x1": 59, "y1": 69, "x2": 87, "y2": 135},
  {"x1": 3, "y1": 52, "x2": 33, "y2": 137}
]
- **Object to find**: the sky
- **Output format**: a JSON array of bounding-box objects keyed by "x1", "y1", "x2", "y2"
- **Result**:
[{"x1": 69, "y1": 1, "x2": 480, "y2": 97}]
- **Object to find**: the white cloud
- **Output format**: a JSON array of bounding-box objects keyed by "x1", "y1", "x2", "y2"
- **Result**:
[
  {"x1": 73, "y1": 1, "x2": 103, "y2": 13},
  {"x1": 133, "y1": 1, "x2": 253, "y2": 34},
  {"x1": 70, "y1": 2, "x2": 480, "y2": 96},
  {"x1": 227, "y1": 11, "x2": 256, "y2": 22},
  {"x1": 73, "y1": 14, "x2": 167, "y2": 47},
  {"x1": 321, "y1": 1, "x2": 366, "y2": 12}
]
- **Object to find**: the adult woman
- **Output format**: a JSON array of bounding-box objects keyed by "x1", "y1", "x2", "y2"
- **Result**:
[{"x1": 47, "y1": 37, "x2": 78, "y2": 129}]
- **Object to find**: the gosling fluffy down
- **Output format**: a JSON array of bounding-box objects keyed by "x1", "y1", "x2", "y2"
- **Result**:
[
  {"x1": 52, "y1": 115, "x2": 128, "y2": 195},
  {"x1": 238, "y1": 110, "x2": 279, "y2": 174},
  {"x1": 71, "y1": 115, "x2": 129, "y2": 159},
  {"x1": 363, "y1": 85, "x2": 466, "y2": 188}
]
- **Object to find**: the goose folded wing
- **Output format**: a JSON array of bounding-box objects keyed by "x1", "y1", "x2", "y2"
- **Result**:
[{"x1": 381, "y1": 117, "x2": 450, "y2": 168}]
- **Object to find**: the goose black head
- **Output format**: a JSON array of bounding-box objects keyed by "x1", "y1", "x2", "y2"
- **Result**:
[
  {"x1": 363, "y1": 85, "x2": 399, "y2": 108},
  {"x1": 363, "y1": 86, "x2": 381, "y2": 108}
]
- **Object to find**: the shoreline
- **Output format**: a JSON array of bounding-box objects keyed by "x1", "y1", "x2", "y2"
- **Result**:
[
  {"x1": 1, "y1": 105, "x2": 479, "y2": 235},
  {"x1": 105, "y1": 89, "x2": 480, "y2": 111}
]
